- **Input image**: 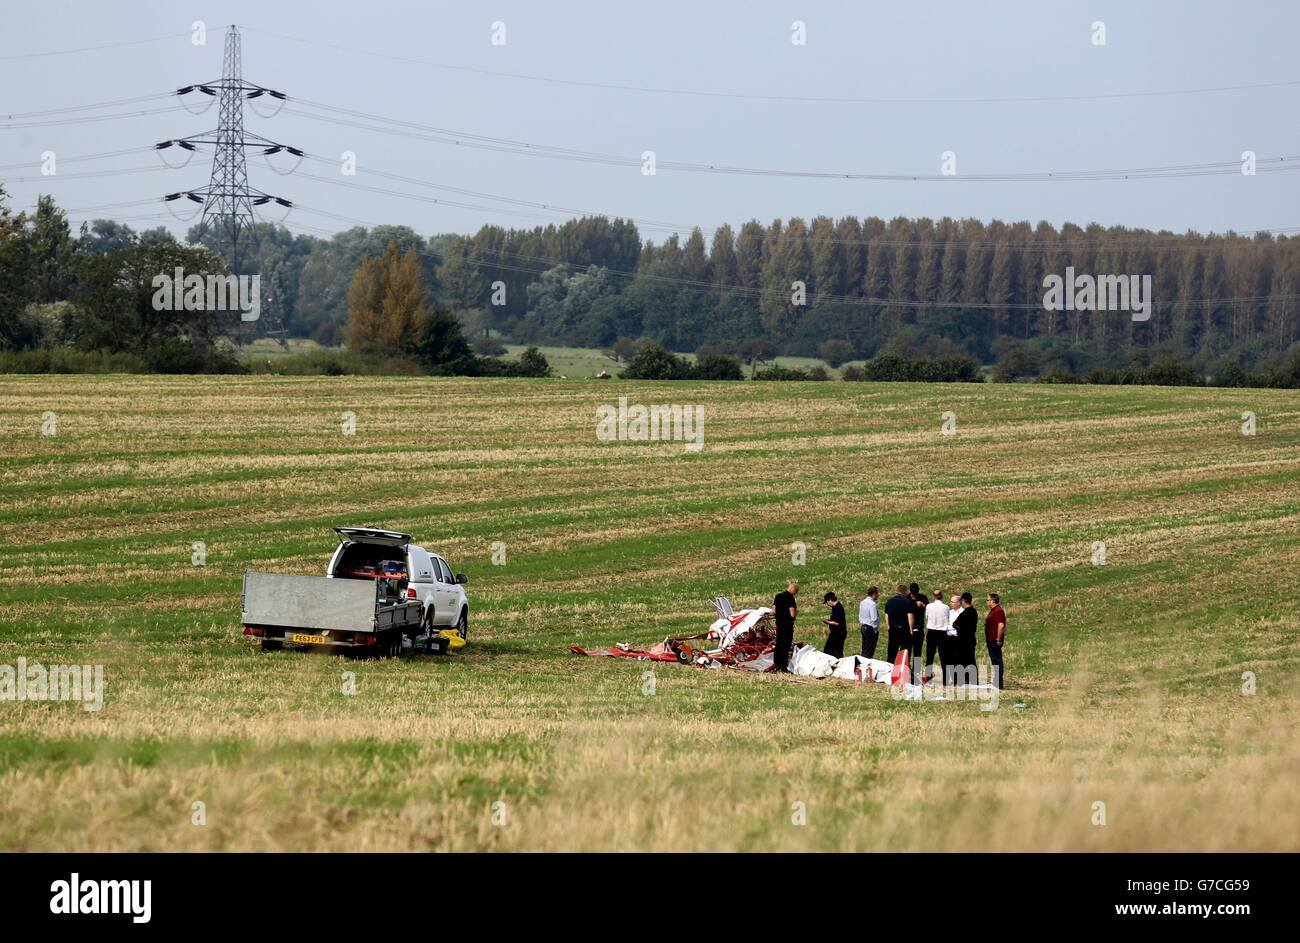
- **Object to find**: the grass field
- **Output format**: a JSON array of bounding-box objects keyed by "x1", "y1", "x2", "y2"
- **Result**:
[
  {"x1": 499, "y1": 343, "x2": 858, "y2": 378},
  {"x1": 235, "y1": 338, "x2": 857, "y2": 379},
  {"x1": 1, "y1": 375, "x2": 1298, "y2": 851}
]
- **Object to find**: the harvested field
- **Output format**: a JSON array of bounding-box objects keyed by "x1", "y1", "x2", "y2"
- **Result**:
[{"x1": 1, "y1": 375, "x2": 1297, "y2": 851}]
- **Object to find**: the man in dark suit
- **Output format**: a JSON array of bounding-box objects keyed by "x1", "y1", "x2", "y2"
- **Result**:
[
  {"x1": 950, "y1": 592, "x2": 979, "y2": 686},
  {"x1": 772, "y1": 582, "x2": 799, "y2": 672},
  {"x1": 908, "y1": 583, "x2": 929, "y2": 675}
]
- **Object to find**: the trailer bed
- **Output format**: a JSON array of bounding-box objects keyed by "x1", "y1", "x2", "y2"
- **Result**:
[{"x1": 241, "y1": 570, "x2": 421, "y2": 649}]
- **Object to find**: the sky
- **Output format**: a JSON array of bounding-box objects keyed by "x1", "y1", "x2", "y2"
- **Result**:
[{"x1": 2, "y1": 0, "x2": 1297, "y2": 244}]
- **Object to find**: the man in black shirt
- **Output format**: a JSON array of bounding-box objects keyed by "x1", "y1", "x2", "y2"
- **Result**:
[
  {"x1": 821, "y1": 591, "x2": 846, "y2": 659},
  {"x1": 884, "y1": 583, "x2": 916, "y2": 664},
  {"x1": 908, "y1": 583, "x2": 928, "y2": 673},
  {"x1": 772, "y1": 582, "x2": 799, "y2": 672}
]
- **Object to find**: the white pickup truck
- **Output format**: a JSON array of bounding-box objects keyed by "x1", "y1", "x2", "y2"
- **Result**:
[
  {"x1": 328, "y1": 527, "x2": 469, "y2": 639},
  {"x1": 241, "y1": 527, "x2": 470, "y2": 656}
]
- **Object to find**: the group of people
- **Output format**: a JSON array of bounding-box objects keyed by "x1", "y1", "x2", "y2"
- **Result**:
[{"x1": 771, "y1": 581, "x2": 1007, "y2": 688}]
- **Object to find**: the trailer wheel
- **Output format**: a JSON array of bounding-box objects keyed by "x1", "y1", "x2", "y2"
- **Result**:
[
  {"x1": 260, "y1": 639, "x2": 283, "y2": 652},
  {"x1": 385, "y1": 632, "x2": 402, "y2": 659}
]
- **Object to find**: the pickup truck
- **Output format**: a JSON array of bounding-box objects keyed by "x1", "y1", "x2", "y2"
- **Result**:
[{"x1": 241, "y1": 527, "x2": 470, "y2": 657}]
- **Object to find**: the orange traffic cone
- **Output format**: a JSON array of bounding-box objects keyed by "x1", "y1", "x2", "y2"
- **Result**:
[{"x1": 890, "y1": 648, "x2": 909, "y2": 686}]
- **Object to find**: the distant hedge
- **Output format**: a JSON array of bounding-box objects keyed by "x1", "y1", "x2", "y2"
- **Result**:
[
  {"x1": 621, "y1": 343, "x2": 744, "y2": 380},
  {"x1": 0, "y1": 344, "x2": 241, "y2": 375},
  {"x1": 0, "y1": 348, "x2": 150, "y2": 374},
  {"x1": 848, "y1": 353, "x2": 982, "y2": 383}
]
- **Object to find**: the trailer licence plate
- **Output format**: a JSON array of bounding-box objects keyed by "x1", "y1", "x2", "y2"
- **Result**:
[{"x1": 291, "y1": 633, "x2": 325, "y2": 645}]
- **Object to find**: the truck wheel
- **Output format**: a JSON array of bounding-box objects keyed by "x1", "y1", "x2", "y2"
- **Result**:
[
  {"x1": 260, "y1": 639, "x2": 283, "y2": 652},
  {"x1": 455, "y1": 608, "x2": 468, "y2": 641},
  {"x1": 422, "y1": 606, "x2": 435, "y2": 635}
]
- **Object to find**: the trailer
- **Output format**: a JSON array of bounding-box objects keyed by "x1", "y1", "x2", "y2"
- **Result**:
[{"x1": 240, "y1": 570, "x2": 425, "y2": 657}]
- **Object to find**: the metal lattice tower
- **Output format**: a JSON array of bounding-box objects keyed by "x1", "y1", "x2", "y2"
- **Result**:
[
  {"x1": 197, "y1": 26, "x2": 256, "y2": 270},
  {"x1": 162, "y1": 25, "x2": 298, "y2": 345}
]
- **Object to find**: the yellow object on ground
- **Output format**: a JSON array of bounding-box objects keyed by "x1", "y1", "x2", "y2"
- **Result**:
[{"x1": 437, "y1": 629, "x2": 467, "y2": 650}]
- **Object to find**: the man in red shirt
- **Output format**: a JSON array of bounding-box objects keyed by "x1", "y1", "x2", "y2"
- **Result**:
[{"x1": 985, "y1": 593, "x2": 1007, "y2": 689}]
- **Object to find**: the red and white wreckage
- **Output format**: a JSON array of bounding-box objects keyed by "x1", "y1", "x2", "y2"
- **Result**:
[{"x1": 572, "y1": 596, "x2": 910, "y2": 686}]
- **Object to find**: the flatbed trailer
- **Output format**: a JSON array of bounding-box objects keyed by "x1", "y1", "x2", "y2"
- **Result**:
[{"x1": 240, "y1": 570, "x2": 423, "y2": 657}]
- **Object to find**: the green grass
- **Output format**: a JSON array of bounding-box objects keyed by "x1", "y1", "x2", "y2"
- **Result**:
[
  {"x1": 243, "y1": 340, "x2": 852, "y2": 379},
  {"x1": 237, "y1": 337, "x2": 329, "y2": 361},
  {"x1": 501, "y1": 344, "x2": 856, "y2": 378},
  {"x1": 0, "y1": 376, "x2": 1297, "y2": 850}
]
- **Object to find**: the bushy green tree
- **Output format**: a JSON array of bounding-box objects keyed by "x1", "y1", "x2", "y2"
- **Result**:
[
  {"x1": 414, "y1": 309, "x2": 476, "y2": 375},
  {"x1": 622, "y1": 342, "x2": 690, "y2": 379},
  {"x1": 818, "y1": 338, "x2": 855, "y2": 368},
  {"x1": 513, "y1": 345, "x2": 551, "y2": 377},
  {"x1": 692, "y1": 354, "x2": 743, "y2": 380},
  {"x1": 72, "y1": 236, "x2": 239, "y2": 371}
]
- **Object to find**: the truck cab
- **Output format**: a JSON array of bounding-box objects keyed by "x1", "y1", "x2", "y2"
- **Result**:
[{"x1": 327, "y1": 527, "x2": 469, "y2": 639}]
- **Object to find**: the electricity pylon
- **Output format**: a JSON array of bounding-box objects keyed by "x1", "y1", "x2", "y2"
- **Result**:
[{"x1": 161, "y1": 24, "x2": 298, "y2": 346}]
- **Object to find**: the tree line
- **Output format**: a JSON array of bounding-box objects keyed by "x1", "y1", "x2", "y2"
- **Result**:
[
  {"x1": 4, "y1": 183, "x2": 1300, "y2": 384},
  {"x1": 437, "y1": 214, "x2": 1300, "y2": 381}
]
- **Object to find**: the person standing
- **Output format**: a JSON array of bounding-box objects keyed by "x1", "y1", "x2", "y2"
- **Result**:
[
  {"x1": 924, "y1": 589, "x2": 951, "y2": 682},
  {"x1": 909, "y1": 583, "x2": 929, "y2": 667},
  {"x1": 772, "y1": 582, "x2": 799, "y2": 673},
  {"x1": 821, "y1": 592, "x2": 847, "y2": 658},
  {"x1": 858, "y1": 586, "x2": 880, "y2": 659},
  {"x1": 946, "y1": 595, "x2": 961, "y2": 681},
  {"x1": 884, "y1": 583, "x2": 916, "y2": 664},
  {"x1": 985, "y1": 592, "x2": 1007, "y2": 689},
  {"x1": 951, "y1": 592, "x2": 979, "y2": 685}
]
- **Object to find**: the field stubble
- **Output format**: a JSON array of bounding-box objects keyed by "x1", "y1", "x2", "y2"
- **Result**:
[{"x1": 0, "y1": 375, "x2": 1297, "y2": 850}]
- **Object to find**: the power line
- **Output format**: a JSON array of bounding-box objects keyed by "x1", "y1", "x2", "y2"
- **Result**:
[
  {"x1": 28, "y1": 198, "x2": 165, "y2": 214},
  {"x1": 66, "y1": 212, "x2": 176, "y2": 225},
  {"x1": 9, "y1": 141, "x2": 1292, "y2": 257},
  {"x1": 241, "y1": 25, "x2": 1300, "y2": 106},
  {"x1": 276, "y1": 154, "x2": 1300, "y2": 253},
  {"x1": 283, "y1": 97, "x2": 1300, "y2": 183},
  {"x1": 0, "y1": 146, "x2": 155, "y2": 172},
  {"x1": 9, "y1": 120, "x2": 1296, "y2": 255},
  {"x1": 3, "y1": 165, "x2": 170, "y2": 184},
  {"x1": 5, "y1": 85, "x2": 1296, "y2": 186},
  {"x1": 0, "y1": 92, "x2": 176, "y2": 120},
  {"x1": 0, "y1": 104, "x2": 187, "y2": 129},
  {"x1": 0, "y1": 30, "x2": 190, "y2": 61}
]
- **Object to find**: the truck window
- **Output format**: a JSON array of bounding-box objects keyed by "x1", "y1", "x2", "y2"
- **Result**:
[
  {"x1": 409, "y1": 548, "x2": 434, "y2": 582},
  {"x1": 435, "y1": 558, "x2": 453, "y2": 583}
]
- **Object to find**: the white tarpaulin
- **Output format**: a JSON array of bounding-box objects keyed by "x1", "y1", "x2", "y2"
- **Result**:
[
  {"x1": 790, "y1": 645, "x2": 838, "y2": 677},
  {"x1": 791, "y1": 645, "x2": 895, "y2": 683},
  {"x1": 830, "y1": 654, "x2": 895, "y2": 684}
]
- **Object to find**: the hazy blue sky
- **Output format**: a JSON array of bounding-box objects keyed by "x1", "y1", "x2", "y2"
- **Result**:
[{"x1": 3, "y1": 1, "x2": 1296, "y2": 242}]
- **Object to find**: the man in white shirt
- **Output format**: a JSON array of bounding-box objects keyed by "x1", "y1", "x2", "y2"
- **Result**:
[
  {"x1": 858, "y1": 585, "x2": 880, "y2": 659},
  {"x1": 924, "y1": 589, "x2": 952, "y2": 682}
]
